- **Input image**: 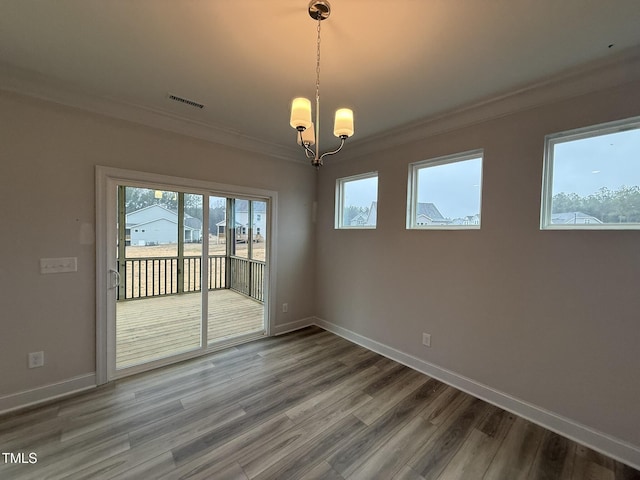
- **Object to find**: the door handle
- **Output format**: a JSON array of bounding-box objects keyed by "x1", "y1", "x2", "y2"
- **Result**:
[{"x1": 109, "y1": 268, "x2": 121, "y2": 289}]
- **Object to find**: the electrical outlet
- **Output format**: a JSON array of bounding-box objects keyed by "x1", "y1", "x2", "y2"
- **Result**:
[
  {"x1": 422, "y1": 333, "x2": 431, "y2": 347},
  {"x1": 282, "y1": 303, "x2": 289, "y2": 313},
  {"x1": 28, "y1": 351, "x2": 45, "y2": 368}
]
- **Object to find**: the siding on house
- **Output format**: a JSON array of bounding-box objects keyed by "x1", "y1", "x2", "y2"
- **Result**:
[{"x1": 126, "y1": 204, "x2": 202, "y2": 244}]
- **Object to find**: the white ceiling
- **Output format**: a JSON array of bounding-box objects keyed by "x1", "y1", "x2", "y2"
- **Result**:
[{"x1": 2, "y1": 1, "x2": 640, "y2": 160}]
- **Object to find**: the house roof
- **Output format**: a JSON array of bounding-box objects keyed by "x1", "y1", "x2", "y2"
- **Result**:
[
  {"x1": 416, "y1": 203, "x2": 445, "y2": 221},
  {"x1": 366, "y1": 201, "x2": 378, "y2": 226},
  {"x1": 127, "y1": 204, "x2": 202, "y2": 229},
  {"x1": 184, "y1": 217, "x2": 202, "y2": 230},
  {"x1": 215, "y1": 220, "x2": 244, "y2": 227},
  {"x1": 125, "y1": 204, "x2": 176, "y2": 218}
]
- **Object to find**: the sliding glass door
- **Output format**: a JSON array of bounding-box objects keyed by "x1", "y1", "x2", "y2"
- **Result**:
[
  {"x1": 207, "y1": 198, "x2": 266, "y2": 344},
  {"x1": 108, "y1": 182, "x2": 268, "y2": 378}
]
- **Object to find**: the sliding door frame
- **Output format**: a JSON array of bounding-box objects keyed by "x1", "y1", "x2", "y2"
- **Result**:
[{"x1": 95, "y1": 166, "x2": 277, "y2": 385}]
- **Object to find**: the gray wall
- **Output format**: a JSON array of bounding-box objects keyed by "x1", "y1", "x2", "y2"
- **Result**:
[
  {"x1": 316, "y1": 80, "x2": 640, "y2": 449},
  {"x1": 1, "y1": 70, "x2": 639, "y2": 462},
  {"x1": 0, "y1": 91, "x2": 316, "y2": 396}
]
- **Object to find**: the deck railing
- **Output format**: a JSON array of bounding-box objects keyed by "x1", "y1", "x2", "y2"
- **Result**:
[
  {"x1": 230, "y1": 256, "x2": 265, "y2": 302},
  {"x1": 117, "y1": 255, "x2": 264, "y2": 303}
]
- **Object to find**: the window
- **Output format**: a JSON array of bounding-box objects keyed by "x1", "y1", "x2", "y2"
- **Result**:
[
  {"x1": 407, "y1": 149, "x2": 483, "y2": 229},
  {"x1": 541, "y1": 116, "x2": 640, "y2": 229},
  {"x1": 335, "y1": 172, "x2": 378, "y2": 229}
]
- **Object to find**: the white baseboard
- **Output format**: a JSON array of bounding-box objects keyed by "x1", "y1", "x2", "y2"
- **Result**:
[
  {"x1": 0, "y1": 373, "x2": 96, "y2": 415},
  {"x1": 0, "y1": 317, "x2": 315, "y2": 414},
  {"x1": 313, "y1": 317, "x2": 640, "y2": 471},
  {"x1": 271, "y1": 317, "x2": 315, "y2": 336}
]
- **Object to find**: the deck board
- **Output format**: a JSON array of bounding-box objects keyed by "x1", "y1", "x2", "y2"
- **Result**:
[{"x1": 116, "y1": 289, "x2": 264, "y2": 368}]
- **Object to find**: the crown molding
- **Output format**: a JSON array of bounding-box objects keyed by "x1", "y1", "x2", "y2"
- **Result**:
[
  {"x1": 338, "y1": 46, "x2": 640, "y2": 163},
  {"x1": 0, "y1": 63, "x2": 302, "y2": 163},
  {"x1": 3, "y1": 46, "x2": 640, "y2": 166}
]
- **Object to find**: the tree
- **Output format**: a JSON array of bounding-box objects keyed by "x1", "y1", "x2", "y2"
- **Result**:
[
  {"x1": 552, "y1": 186, "x2": 640, "y2": 222},
  {"x1": 551, "y1": 192, "x2": 583, "y2": 214},
  {"x1": 208, "y1": 204, "x2": 226, "y2": 234},
  {"x1": 183, "y1": 193, "x2": 203, "y2": 220},
  {"x1": 344, "y1": 205, "x2": 369, "y2": 225},
  {"x1": 125, "y1": 187, "x2": 179, "y2": 212},
  {"x1": 125, "y1": 187, "x2": 209, "y2": 219}
]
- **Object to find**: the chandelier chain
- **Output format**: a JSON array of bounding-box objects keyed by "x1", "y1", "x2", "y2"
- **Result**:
[{"x1": 315, "y1": 17, "x2": 321, "y2": 103}]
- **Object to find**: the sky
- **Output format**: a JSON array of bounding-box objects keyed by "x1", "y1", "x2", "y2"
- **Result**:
[
  {"x1": 552, "y1": 128, "x2": 640, "y2": 197},
  {"x1": 343, "y1": 176, "x2": 378, "y2": 209},
  {"x1": 342, "y1": 125, "x2": 639, "y2": 219},
  {"x1": 341, "y1": 159, "x2": 482, "y2": 219},
  {"x1": 417, "y1": 158, "x2": 482, "y2": 219}
]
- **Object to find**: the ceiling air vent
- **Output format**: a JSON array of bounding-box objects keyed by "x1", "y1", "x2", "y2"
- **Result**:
[{"x1": 167, "y1": 93, "x2": 205, "y2": 109}]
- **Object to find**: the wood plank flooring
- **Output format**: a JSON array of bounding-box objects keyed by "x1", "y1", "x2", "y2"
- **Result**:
[
  {"x1": 1, "y1": 327, "x2": 638, "y2": 480},
  {"x1": 116, "y1": 289, "x2": 264, "y2": 368}
]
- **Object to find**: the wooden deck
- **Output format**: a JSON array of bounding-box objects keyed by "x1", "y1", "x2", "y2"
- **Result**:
[{"x1": 116, "y1": 289, "x2": 264, "y2": 369}]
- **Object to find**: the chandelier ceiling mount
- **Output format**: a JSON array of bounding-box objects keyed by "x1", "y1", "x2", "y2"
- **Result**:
[{"x1": 308, "y1": 1, "x2": 331, "y2": 21}]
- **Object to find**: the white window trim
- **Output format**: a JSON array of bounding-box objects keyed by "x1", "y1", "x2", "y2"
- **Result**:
[
  {"x1": 335, "y1": 171, "x2": 378, "y2": 229},
  {"x1": 407, "y1": 149, "x2": 483, "y2": 230},
  {"x1": 540, "y1": 116, "x2": 640, "y2": 230}
]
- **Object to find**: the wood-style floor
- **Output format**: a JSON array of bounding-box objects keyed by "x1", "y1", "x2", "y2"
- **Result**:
[
  {"x1": 1, "y1": 327, "x2": 638, "y2": 480},
  {"x1": 116, "y1": 289, "x2": 264, "y2": 368}
]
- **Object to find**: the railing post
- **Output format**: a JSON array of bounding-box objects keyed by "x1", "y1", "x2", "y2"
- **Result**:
[
  {"x1": 177, "y1": 192, "x2": 184, "y2": 294},
  {"x1": 117, "y1": 185, "x2": 127, "y2": 301},
  {"x1": 248, "y1": 260, "x2": 253, "y2": 298},
  {"x1": 248, "y1": 200, "x2": 253, "y2": 298},
  {"x1": 225, "y1": 197, "x2": 234, "y2": 290}
]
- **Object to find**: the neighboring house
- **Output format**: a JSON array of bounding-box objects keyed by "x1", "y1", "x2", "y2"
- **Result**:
[
  {"x1": 214, "y1": 220, "x2": 244, "y2": 240},
  {"x1": 215, "y1": 200, "x2": 267, "y2": 241},
  {"x1": 415, "y1": 202, "x2": 450, "y2": 225},
  {"x1": 450, "y1": 214, "x2": 481, "y2": 226},
  {"x1": 237, "y1": 200, "x2": 267, "y2": 239},
  {"x1": 364, "y1": 201, "x2": 452, "y2": 227},
  {"x1": 346, "y1": 202, "x2": 375, "y2": 227},
  {"x1": 349, "y1": 212, "x2": 368, "y2": 226},
  {"x1": 126, "y1": 204, "x2": 202, "y2": 245},
  {"x1": 551, "y1": 212, "x2": 603, "y2": 225},
  {"x1": 365, "y1": 201, "x2": 377, "y2": 226}
]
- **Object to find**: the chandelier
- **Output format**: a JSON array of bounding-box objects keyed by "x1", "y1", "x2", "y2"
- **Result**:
[{"x1": 289, "y1": 0, "x2": 354, "y2": 168}]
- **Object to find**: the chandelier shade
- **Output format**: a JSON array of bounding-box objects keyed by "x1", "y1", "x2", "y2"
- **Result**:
[
  {"x1": 290, "y1": 97, "x2": 312, "y2": 130},
  {"x1": 334, "y1": 108, "x2": 354, "y2": 138}
]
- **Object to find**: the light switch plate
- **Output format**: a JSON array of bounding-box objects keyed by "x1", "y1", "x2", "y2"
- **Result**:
[{"x1": 40, "y1": 257, "x2": 77, "y2": 274}]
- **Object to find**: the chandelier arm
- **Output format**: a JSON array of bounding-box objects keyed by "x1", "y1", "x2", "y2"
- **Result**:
[
  {"x1": 297, "y1": 130, "x2": 317, "y2": 158},
  {"x1": 319, "y1": 137, "x2": 346, "y2": 161}
]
